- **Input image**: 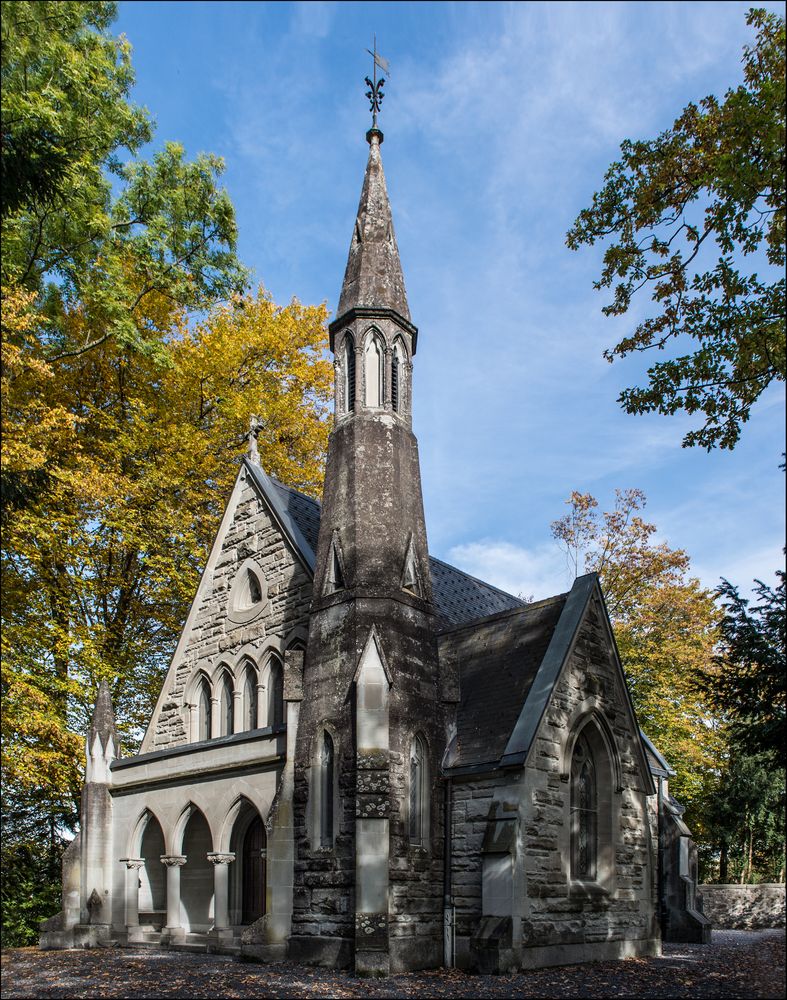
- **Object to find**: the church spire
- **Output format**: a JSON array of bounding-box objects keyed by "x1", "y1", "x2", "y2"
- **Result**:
[{"x1": 336, "y1": 129, "x2": 411, "y2": 324}]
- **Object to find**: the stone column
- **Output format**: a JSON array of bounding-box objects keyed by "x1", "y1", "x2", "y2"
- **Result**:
[
  {"x1": 210, "y1": 696, "x2": 221, "y2": 739},
  {"x1": 207, "y1": 853, "x2": 235, "y2": 937},
  {"x1": 256, "y1": 683, "x2": 266, "y2": 729},
  {"x1": 354, "y1": 634, "x2": 391, "y2": 976},
  {"x1": 120, "y1": 858, "x2": 144, "y2": 929},
  {"x1": 232, "y1": 689, "x2": 243, "y2": 735},
  {"x1": 354, "y1": 345, "x2": 363, "y2": 410},
  {"x1": 160, "y1": 855, "x2": 186, "y2": 938}
]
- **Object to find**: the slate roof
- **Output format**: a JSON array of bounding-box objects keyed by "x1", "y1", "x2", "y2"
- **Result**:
[
  {"x1": 429, "y1": 556, "x2": 525, "y2": 627},
  {"x1": 242, "y1": 464, "x2": 653, "y2": 790},
  {"x1": 641, "y1": 730, "x2": 676, "y2": 777},
  {"x1": 438, "y1": 597, "x2": 568, "y2": 771},
  {"x1": 269, "y1": 477, "x2": 321, "y2": 555},
  {"x1": 260, "y1": 470, "x2": 525, "y2": 629}
]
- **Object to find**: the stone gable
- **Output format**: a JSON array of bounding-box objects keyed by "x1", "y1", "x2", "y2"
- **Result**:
[{"x1": 148, "y1": 469, "x2": 314, "y2": 751}]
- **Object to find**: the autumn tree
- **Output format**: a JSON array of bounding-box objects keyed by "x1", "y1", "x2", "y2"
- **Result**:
[
  {"x1": 567, "y1": 9, "x2": 785, "y2": 450},
  {"x1": 1, "y1": 1, "x2": 247, "y2": 363},
  {"x1": 0, "y1": 3, "x2": 333, "y2": 942},
  {"x1": 2, "y1": 288, "x2": 332, "y2": 803},
  {"x1": 551, "y1": 489, "x2": 721, "y2": 810}
]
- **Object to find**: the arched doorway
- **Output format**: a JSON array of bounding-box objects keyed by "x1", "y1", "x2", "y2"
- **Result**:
[
  {"x1": 228, "y1": 800, "x2": 266, "y2": 925},
  {"x1": 242, "y1": 816, "x2": 266, "y2": 924},
  {"x1": 137, "y1": 812, "x2": 166, "y2": 929},
  {"x1": 179, "y1": 807, "x2": 214, "y2": 932}
]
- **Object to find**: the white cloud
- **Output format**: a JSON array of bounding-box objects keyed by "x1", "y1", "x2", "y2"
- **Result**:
[
  {"x1": 446, "y1": 539, "x2": 572, "y2": 602},
  {"x1": 291, "y1": 1, "x2": 335, "y2": 38}
]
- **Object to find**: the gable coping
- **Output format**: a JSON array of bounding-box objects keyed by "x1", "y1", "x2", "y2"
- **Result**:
[
  {"x1": 498, "y1": 574, "x2": 597, "y2": 769},
  {"x1": 243, "y1": 459, "x2": 316, "y2": 574}
]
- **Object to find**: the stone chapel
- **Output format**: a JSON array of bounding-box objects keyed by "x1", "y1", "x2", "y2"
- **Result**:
[{"x1": 41, "y1": 112, "x2": 709, "y2": 972}]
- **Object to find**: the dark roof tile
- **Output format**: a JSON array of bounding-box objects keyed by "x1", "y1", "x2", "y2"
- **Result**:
[
  {"x1": 439, "y1": 597, "x2": 567, "y2": 770},
  {"x1": 265, "y1": 477, "x2": 524, "y2": 629}
]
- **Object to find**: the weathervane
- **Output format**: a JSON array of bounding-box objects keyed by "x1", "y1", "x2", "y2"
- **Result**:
[{"x1": 365, "y1": 35, "x2": 389, "y2": 129}]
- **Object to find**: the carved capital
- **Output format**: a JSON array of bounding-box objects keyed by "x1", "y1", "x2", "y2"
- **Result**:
[
  {"x1": 120, "y1": 857, "x2": 145, "y2": 870},
  {"x1": 207, "y1": 852, "x2": 236, "y2": 866},
  {"x1": 160, "y1": 855, "x2": 187, "y2": 867}
]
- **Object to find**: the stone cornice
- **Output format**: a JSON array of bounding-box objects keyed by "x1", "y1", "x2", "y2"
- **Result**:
[{"x1": 329, "y1": 307, "x2": 418, "y2": 354}]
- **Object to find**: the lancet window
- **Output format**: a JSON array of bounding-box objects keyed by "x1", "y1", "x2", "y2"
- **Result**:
[
  {"x1": 571, "y1": 733, "x2": 597, "y2": 880},
  {"x1": 364, "y1": 333, "x2": 383, "y2": 407},
  {"x1": 320, "y1": 731, "x2": 335, "y2": 847},
  {"x1": 220, "y1": 672, "x2": 234, "y2": 737},
  {"x1": 243, "y1": 663, "x2": 258, "y2": 731},
  {"x1": 268, "y1": 656, "x2": 284, "y2": 730},
  {"x1": 344, "y1": 335, "x2": 356, "y2": 412},
  {"x1": 409, "y1": 735, "x2": 429, "y2": 847},
  {"x1": 198, "y1": 677, "x2": 212, "y2": 742}
]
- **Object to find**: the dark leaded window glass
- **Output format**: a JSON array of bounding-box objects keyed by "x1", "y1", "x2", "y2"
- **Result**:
[
  {"x1": 269, "y1": 658, "x2": 284, "y2": 729},
  {"x1": 198, "y1": 678, "x2": 212, "y2": 741},
  {"x1": 346, "y1": 337, "x2": 356, "y2": 412},
  {"x1": 391, "y1": 350, "x2": 400, "y2": 411},
  {"x1": 409, "y1": 736, "x2": 427, "y2": 846},
  {"x1": 571, "y1": 734, "x2": 597, "y2": 879},
  {"x1": 244, "y1": 667, "x2": 258, "y2": 730},
  {"x1": 320, "y1": 731, "x2": 335, "y2": 847},
  {"x1": 222, "y1": 674, "x2": 234, "y2": 736}
]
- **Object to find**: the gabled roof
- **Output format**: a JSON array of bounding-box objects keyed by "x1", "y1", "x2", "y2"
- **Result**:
[
  {"x1": 247, "y1": 462, "x2": 525, "y2": 629},
  {"x1": 641, "y1": 730, "x2": 676, "y2": 778},
  {"x1": 438, "y1": 596, "x2": 568, "y2": 771},
  {"x1": 438, "y1": 573, "x2": 655, "y2": 793}
]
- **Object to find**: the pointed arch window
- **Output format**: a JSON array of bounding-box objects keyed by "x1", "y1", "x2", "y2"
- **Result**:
[
  {"x1": 409, "y1": 735, "x2": 429, "y2": 847},
  {"x1": 243, "y1": 663, "x2": 258, "y2": 731},
  {"x1": 221, "y1": 673, "x2": 234, "y2": 737},
  {"x1": 391, "y1": 346, "x2": 400, "y2": 412},
  {"x1": 320, "y1": 731, "x2": 335, "y2": 847},
  {"x1": 364, "y1": 334, "x2": 383, "y2": 407},
  {"x1": 268, "y1": 656, "x2": 284, "y2": 730},
  {"x1": 198, "y1": 677, "x2": 212, "y2": 742},
  {"x1": 571, "y1": 733, "x2": 597, "y2": 880},
  {"x1": 344, "y1": 335, "x2": 356, "y2": 412}
]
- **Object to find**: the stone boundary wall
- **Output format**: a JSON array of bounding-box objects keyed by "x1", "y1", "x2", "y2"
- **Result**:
[{"x1": 699, "y1": 884, "x2": 786, "y2": 929}]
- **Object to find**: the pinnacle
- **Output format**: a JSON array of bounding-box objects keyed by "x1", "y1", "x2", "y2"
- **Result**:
[
  {"x1": 336, "y1": 132, "x2": 410, "y2": 323},
  {"x1": 88, "y1": 678, "x2": 118, "y2": 754}
]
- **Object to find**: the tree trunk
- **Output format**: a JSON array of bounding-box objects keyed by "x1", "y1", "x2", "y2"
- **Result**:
[{"x1": 720, "y1": 840, "x2": 729, "y2": 883}]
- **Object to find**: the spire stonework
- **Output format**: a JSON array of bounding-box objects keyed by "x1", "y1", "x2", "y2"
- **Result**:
[{"x1": 289, "y1": 118, "x2": 446, "y2": 975}]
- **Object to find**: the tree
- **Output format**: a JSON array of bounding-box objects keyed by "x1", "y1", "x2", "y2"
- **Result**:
[
  {"x1": 697, "y1": 749, "x2": 785, "y2": 884},
  {"x1": 706, "y1": 568, "x2": 786, "y2": 763},
  {"x1": 1, "y1": 1, "x2": 247, "y2": 365},
  {"x1": 2, "y1": 287, "x2": 333, "y2": 814},
  {"x1": 551, "y1": 489, "x2": 721, "y2": 809},
  {"x1": 566, "y1": 9, "x2": 785, "y2": 450}
]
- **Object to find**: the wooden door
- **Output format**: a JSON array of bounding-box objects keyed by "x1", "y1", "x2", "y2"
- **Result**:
[{"x1": 241, "y1": 816, "x2": 266, "y2": 924}]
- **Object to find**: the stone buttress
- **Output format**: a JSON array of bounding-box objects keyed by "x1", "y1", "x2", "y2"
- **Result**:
[{"x1": 289, "y1": 126, "x2": 446, "y2": 974}]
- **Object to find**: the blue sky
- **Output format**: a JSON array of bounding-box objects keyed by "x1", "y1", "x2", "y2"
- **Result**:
[{"x1": 116, "y1": 0, "x2": 785, "y2": 600}]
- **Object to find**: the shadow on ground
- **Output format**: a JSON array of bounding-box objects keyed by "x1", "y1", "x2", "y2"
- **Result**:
[{"x1": 2, "y1": 930, "x2": 785, "y2": 999}]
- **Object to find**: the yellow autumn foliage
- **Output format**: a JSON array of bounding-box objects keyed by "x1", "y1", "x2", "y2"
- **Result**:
[{"x1": 1, "y1": 284, "x2": 332, "y2": 805}]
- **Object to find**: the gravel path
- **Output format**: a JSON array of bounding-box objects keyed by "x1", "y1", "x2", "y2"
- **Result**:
[{"x1": 2, "y1": 930, "x2": 784, "y2": 999}]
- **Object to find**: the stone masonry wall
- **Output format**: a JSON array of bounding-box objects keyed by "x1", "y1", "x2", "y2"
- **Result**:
[
  {"x1": 151, "y1": 470, "x2": 313, "y2": 749},
  {"x1": 519, "y1": 595, "x2": 657, "y2": 954},
  {"x1": 450, "y1": 774, "x2": 521, "y2": 958},
  {"x1": 699, "y1": 884, "x2": 786, "y2": 929}
]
